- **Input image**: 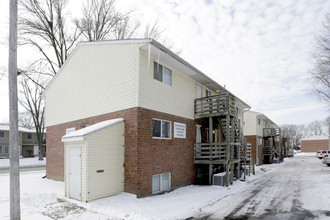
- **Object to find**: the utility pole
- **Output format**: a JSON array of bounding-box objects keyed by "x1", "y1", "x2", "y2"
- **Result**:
[{"x1": 8, "y1": 0, "x2": 21, "y2": 219}]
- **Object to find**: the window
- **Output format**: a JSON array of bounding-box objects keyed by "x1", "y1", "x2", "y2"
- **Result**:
[
  {"x1": 0, "y1": 146, "x2": 2, "y2": 153},
  {"x1": 206, "y1": 90, "x2": 211, "y2": 97},
  {"x1": 152, "y1": 173, "x2": 171, "y2": 194},
  {"x1": 5, "y1": 146, "x2": 8, "y2": 154},
  {"x1": 81, "y1": 124, "x2": 89, "y2": 128},
  {"x1": 153, "y1": 119, "x2": 171, "y2": 139},
  {"x1": 154, "y1": 62, "x2": 172, "y2": 85},
  {"x1": 196, "y1": 85, "x2": 202, "y2": 98},
  {"x1": 0, "y1": 132, "x2": 4, "y2": 138},
  {"x1": 205, "y1": 128, "x2": 210, "y2": 142},
  {"x1": 257, "y1": 119, "x2": 261, "y2": 125},
  {"x1": 27, "y1": 133, "x2": 32, "y2": 139}
]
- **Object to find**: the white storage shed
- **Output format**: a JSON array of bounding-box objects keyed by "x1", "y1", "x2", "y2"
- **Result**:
[{"x1": 62, "y1": 118, "x2": 125, "y2": 202}]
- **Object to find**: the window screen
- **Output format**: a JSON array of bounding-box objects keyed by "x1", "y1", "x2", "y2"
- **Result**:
[
  {"x1": 162, "y1": 121, "x2": 170, "y2": 138},
  {"x1": 152, "y1": 174, "x2": 160, "y2": 193},
  {"x1": 163, "y1": 67, "x2": 172, "y2": 85},
  {"x1": 161, "y1": 173, "x2": 170, "y2": 191}
]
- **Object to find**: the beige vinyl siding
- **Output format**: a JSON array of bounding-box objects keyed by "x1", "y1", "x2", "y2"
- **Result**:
[
  {"x1": 85, "y1": 122, "x2": 124, "y2": 201},
  {"x1": 138, "y1": 50, "x2": 207, "y2": 120},
  {"x1": 0, "y1": 131, "x2": 9, "y2": 145},
  {"x1": 64, "y1": 141, "x2": 86, "y2": 201},
  {"x1": 243, "y1": 112, "x2": 257, "y2": 136},
  {"x1": 45, "y1": 43, "x2": 142, "y2": 127}
]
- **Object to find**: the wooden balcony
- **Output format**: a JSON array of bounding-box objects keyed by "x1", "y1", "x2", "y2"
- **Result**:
[
  {"x1": 194, "y1": 92, "x2": 236, "y2": 119},
  {"x1": 194, "y1": 143, "x2": 241, "y2": 164},
  {"x1": 263, "y1": 128, "x2": 276, "y2": 137}
]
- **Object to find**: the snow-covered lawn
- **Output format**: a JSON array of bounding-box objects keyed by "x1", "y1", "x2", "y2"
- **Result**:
[
  {"x1": 0, "y1": 153, "x2": 328, "y2": 220},
  {"x1": 0, "y1": 157, "x2": 46, "y2": 169}
]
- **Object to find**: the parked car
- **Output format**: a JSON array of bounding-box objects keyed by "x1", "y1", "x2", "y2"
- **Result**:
[
  {"x1": 322, "y1": 155, "x2": 330, "y2": 166},
  {"x1": 316, "y1": 150, "x2": 330, "y2": 159}
]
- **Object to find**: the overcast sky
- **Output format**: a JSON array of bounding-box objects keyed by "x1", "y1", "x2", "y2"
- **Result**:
[{"x1": 0, "y1": 0, "x2": 330, "y2": 125}]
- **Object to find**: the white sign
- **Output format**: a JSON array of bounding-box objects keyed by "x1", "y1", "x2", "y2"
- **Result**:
[{"x1": 174, "y1": 122, "x2": 186, "y2": 139}]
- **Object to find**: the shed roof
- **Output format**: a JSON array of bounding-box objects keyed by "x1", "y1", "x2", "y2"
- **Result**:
[{"x1": 62, "y1": 118, "x2": 124, "y2": 142}]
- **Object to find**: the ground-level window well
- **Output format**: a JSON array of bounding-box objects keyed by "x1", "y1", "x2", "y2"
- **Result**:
[{"x1": 152, "y1": 173, "x2": 171, "y2": 194}]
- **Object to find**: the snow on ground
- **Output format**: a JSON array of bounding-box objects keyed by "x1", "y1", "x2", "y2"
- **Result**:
[
  {"x1": 0, "y1": 157, "x2": 46, "y2": 169},
  {"x1": 0, "y1": 153, "x2": 328, "y2": 220}
]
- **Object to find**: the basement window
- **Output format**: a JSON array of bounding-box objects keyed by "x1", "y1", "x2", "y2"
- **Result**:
[
  {"x1": 154, "y1": 62, "x2": 172, "y2": 86},
  {"x1": 153, "y1": 119, "x2": 171, "y2": 139},
  {"x1": 152, "y1": 173, "x2": 171, "y2": 194}
]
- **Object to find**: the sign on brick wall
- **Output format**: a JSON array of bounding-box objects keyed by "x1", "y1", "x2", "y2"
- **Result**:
[{"x1": 174, "y1": 122, "x2": 186, "y2": 139}]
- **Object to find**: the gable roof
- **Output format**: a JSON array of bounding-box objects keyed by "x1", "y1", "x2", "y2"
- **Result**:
[
  {"x1": 0, "y1": 124, "x2": 37, "y2": 133},
  {"x1": 245, "y1": 110, "x2": 277, "y2": 126},
  {"x1": 43, "y1": 38, "x2": 250, "y2": 109},
  {"x1": 62, "y1": 118, "x2": 124, "y2": 142}
]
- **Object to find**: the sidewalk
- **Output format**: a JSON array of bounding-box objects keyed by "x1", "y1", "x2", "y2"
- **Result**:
[{"x1": 0, "y1": 157, "x2": 46, "y2": 170}]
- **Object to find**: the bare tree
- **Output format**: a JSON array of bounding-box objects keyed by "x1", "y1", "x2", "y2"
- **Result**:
[
  {"x1": 281, "y1": 124, "x2": 305, "y2": 145},
  {"x1": 19, "y1": 111, "x2": 35, "y2": 128},
  {"x1": 0, "y1": 67, "x2": 5, "y2": 81},
  {"x1": 19, "y1": 0, "x2": 81, "y2": 75},
  {"x1": 311, "y1": 13, "x2": 330, "y2": 107},
  {"x1": 305, "y1": 120, "x2": 326, "y2": 136},
  {"x1": 75, "y1": 0, "x2": 139, "y2": 41},
  {"x1": 18, "y1": 66, "x2": 48, "y2": 160}
]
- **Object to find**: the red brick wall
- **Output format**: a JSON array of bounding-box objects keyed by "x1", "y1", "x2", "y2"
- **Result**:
[
  {"x1": 245, "y1": 135, "x2": 263, "y2": 165},
  {"x1": 46, "y1": 107, "x2": 196, "y2": 197},
  {"x1": 301, "y1": 139, "x2": 329, "y2": 152}
]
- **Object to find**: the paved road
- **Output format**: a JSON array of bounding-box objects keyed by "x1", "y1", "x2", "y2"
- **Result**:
[
  {"x1": 0, "y1": 166, "x2": 45, "y2": 174},
  {"x1": 193, "y1": 154, "x2": 330, "y2": 220}
]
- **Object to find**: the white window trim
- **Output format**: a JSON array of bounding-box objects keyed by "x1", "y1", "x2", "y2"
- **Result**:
[
  {"x1": 154, "y1": 62, "x2": 172, "y2": 86},
  {"x1": 152, "y1": 118, "x2": 172, "y2": 140},
  {"x1": 152, "y1": 172, "x2": 171, "y2": 194}
]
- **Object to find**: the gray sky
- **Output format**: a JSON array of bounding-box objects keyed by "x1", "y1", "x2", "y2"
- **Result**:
[{"x1": 0, "y1": 0, "x2": 330, "y2": 125}]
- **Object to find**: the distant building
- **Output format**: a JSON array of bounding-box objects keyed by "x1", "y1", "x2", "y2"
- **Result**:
[
  {"x1": 301, "y1": 136, "x2": 329, "y2": 152},
  {"x1": 0, "y1": 124, "x2": 46, "y2": 158}
]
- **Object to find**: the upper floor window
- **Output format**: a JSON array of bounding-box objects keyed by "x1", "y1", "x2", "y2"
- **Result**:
[
  {"x1": 153, "y1": 119, "x2": 171, "y2": 139},
  {"x1": 27, "y1": 133, "x2": 32, "y2": 139},
  {"x1": 154, "y1": 62, "x2": 172, "y2": 86},
  {"x1": 206, "y1": 90, "x2": 211, "y2": 97},
  {"x1": 81, "y1": 124, "x2": 89, "y2": 128},
  {"x1": 257, "y1": 119, "x2": 261, "y2": 125},
  {"x1": 0, "y1": 132, "x2": 4, "y2": 138}
]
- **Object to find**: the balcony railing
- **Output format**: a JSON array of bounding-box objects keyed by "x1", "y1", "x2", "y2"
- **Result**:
[
  {"x1": 194, "y1": 143, "x2": 240, "y2": 162},
  {"x1": 194, "y1": 92, "x2": 235, "y2": 119}
]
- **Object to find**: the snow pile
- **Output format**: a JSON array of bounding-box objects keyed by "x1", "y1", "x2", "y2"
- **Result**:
[
  {"x1": 0, "y1": 157, "x2": 46, "y2": 169},
  {"x1": 0, "y1": 171, "x2": 63, "y2": 220},
  {"x1": 1, "y1": 154, "x2": 329, "y2": 219}
]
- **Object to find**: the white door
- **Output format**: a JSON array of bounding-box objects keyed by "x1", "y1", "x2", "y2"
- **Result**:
[{"x1": 69, "y1": 148, "x2": 81, "y2": 200}]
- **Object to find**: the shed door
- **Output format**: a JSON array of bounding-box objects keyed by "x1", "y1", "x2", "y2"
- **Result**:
[{"x1": 69, "y1": 148, "x2": 81, "y2": 200}]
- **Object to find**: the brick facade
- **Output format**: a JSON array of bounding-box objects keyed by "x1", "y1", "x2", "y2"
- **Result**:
[
  {"x1": 245, "y1": 135, "x2": 263, "y2": 165},
  {"x1": 46, "y1": 107, "x2": 196, "y2": 197},
  {"x1": 301, "y1": 139, "x2": 329, "y2": 152}
]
